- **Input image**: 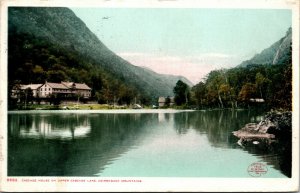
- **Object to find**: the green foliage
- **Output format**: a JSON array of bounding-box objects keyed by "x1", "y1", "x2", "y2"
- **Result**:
[
  {"x1": 49, "y1": 93, "x2": 62, "y2": 105},
  {"x1": 8, "y1": 7, "x2": 193, "y2": 107},
  {"x1": 255, "y1": 72, "x2": 271, "y2": 98},
  {"x1": 8, "y1": 8, "x2": 291, "y2": 110},
  {"x1": 191, "y1": 81, "x2": 206, "y2": 108},
  {"x1": 191, "y1": 63, "x2": 292, "y2": 110},
  {"x1": 238, "y1": 83, "x2": 256, "y2": 102},
  {"x1": 165, "y1": 96, "x2": 171, "y2": 107},
  {"x1": 173, "y1": 80, "x2": 190, "y2": 106},
  {"x1": 8, "y1": 31, "x2": 142, "y2": 106}
]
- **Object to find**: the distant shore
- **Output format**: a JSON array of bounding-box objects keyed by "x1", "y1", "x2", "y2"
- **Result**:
[
  {"x1": 8, "y1": 102, "x2": 264, "y2": 112},
  {"x1": 9, "y1": 103, "x2": 132, "y2": 111},
  {"x1": 8, "y1": 108, "x2": 196, "y2": 114}
]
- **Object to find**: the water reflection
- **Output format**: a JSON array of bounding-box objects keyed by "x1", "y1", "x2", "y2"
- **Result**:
[
  {"x1": 173, "y1": 109, "x2": 265, "y2": 148},
  {"x1": 9, "y1": 114, "x2": 90, "y2": 140},
  {"x1": 8, "y1": 110, "x2": 290, "y2": 177},
  {"x1": 8, "y1": 113, "x2": 159, "y2": 176},
  {"x1": 235, "y1": 136, "x2": 291, "y2": 177},
  {"x1": 173, "y1": 109, "x2": 290, "y2": 177}
]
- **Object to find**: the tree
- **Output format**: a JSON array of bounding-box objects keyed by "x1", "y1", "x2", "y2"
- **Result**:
[
  {"x1": 173, "y1": 80, "x2": 190, "y2": 106},
  {"x1": 255, "y1": 72, "x2": 271, "y2": 99},
  {"x1": 20, "y1": 88, "x2": 33, "y2": 109},
  {"x1": 8, "y1": 81, "x2": 23, "y2": 109},
  {"x1": 205, "y1": 70, "x2": 227, "y2": 108},
  {"x1": 32, "y1": 65, "x2": 46, "y2": 82},
  {"x1": 219, "y1": 83, "x2": 236, "y2": 108},
  {"x1": 49, "y1": 93, "x2": 62, "y2": 105},
  {"x1": 238, "y1": 83, "x2": 256, "y2": 105},
  {"x1": 165, "y1": 96, "x2": 171, "y2": 107},
  {"x1": 267, "y1": 63, "x2": 292, "y2": 110},
  {"x1": 281, "y1": 63, "x2": 292, "y2": 110},
  {"x1": 192, "y1": 81, "x2": 206, "y2": 108},
  {"x1": 47, "y1": 70, "x2": 67, "y2": 82}
]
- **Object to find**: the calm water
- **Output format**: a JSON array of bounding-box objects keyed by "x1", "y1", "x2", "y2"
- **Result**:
[{"x1": 8, "y1": 109, "x2": 290, "y2": 177}]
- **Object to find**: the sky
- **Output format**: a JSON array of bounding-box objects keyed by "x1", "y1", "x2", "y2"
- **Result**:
[{"x1": 71, "y1": 8, "x2": 291, "y2": 84}]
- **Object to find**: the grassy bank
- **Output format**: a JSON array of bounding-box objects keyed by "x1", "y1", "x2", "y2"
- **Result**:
[{"x1": 11, "y1": 103, "x2": 156, "y2": 110}]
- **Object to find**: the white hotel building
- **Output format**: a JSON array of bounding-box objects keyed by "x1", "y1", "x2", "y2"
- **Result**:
[{"x1": 16, "y1": 81, "x2": 92, "y2": 99}]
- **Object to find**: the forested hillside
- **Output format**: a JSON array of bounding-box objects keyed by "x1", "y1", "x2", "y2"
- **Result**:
[
  {"x1": 191, "y1": 63, "x2": 291, "y2": 110},
  {"x1": 191, "y1": 28, "x2": 292, "y2": 110},
  {"x1": 8, "y1": 7, "x2": 192, "y2": 106}
]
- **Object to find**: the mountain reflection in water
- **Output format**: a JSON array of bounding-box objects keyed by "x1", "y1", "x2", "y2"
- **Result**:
[{"x1": 8, "y1": 110, "x2": 290, "y2": 177}]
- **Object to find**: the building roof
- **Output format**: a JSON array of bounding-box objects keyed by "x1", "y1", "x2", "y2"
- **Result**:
[
  {"x1": 75, "y1": 83, "x2": 91, "y2": 90},
  {"x1": 46, "y1": 82, "x2": 68, "y2": 89},
  {"x1": 61, "y1": 82, "x2": 91, "y2": 90},
  {"x1": 158, "y1": 97, "x2": 175, "y2": 103},
  {"x1": 19, "y1": 82, "x2": 91, "y2": 90},
  {"x1": 61, "y1": 81, "x2": 74, "y2": 88},
  {"x1": 250, "y1": 98, "x2": 265, "y2": 103},
  {"x1": 21, "y1": 84, "x2": 42, "y2": 90}
]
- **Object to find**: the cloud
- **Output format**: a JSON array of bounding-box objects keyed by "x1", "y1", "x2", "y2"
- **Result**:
[
  {"x1": 117, "y1": 52, "x2": 241, "y2": 84},
  {"x1": 199, "y1": 53, "x2": 232, "y2": 58}
]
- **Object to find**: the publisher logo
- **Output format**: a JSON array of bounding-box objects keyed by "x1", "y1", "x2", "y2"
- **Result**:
[{"x1": 247, "y1": 162, "x2": 268, "y2": 177}]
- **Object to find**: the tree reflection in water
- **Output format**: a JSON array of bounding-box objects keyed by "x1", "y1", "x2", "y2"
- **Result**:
[
  {"x1": 173, "y1": 109, "x2": 291, "y2": 177},
  {"x1": 8, "y1": 113, "x2": 158, "y2": 176},
  {"x1": 8, "y1": 110, "x2": 290, "y2": 177}
]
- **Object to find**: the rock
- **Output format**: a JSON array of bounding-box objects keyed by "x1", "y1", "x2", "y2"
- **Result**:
[
  {"x1": 245, "y1": 123, "x2": 258, "y2": 131},
  {"x1": 232, "y1": 129, "x2": 275, "y2": 139},
  {"x1": 257, "y1": 119, "x2": 276, "y2": 133},
  {"x1": 233, "y1": 111, "x2": 291, "y2": 142},
  {"x1": 233, "y1": 110, "x2": 292, "y2": 177}
]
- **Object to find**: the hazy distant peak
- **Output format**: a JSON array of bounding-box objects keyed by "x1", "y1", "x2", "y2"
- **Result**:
[{"x1": 238, "y1": 27, "x2": 292, "y2": 67}]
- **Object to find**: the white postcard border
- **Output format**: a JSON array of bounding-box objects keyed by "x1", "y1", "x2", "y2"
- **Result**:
[{"x1": 0, "y1": 0, "x2": 299, "y2": 192}]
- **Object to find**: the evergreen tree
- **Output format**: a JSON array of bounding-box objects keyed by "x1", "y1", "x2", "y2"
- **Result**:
[{"x1": 173, "y1": 80, "x2": 190, "y2": 106}]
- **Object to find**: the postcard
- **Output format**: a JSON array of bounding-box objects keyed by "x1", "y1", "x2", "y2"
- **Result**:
[{"x1": 0, "y1": 0, "x2": 299, "y2": 192}]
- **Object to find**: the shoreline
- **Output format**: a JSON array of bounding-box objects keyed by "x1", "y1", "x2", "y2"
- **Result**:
[
  {"x1": 7, "y1": 107, "x2": 265, "y2": 114},
  {"x1": 7, "y1": 109, "x2": 196, "y2": 114}
]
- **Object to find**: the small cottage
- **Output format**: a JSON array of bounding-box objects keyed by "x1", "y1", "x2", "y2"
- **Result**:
[{"x1": 158, "y1": 97, "x2": 166, "y2": 107}]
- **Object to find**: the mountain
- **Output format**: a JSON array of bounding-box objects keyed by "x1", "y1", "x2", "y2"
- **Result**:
[
  {"x1": 8, "y1": 7, "x2": 192, "y2": 103},
  {"x1": 238, "y1": 27, "x2": 292, "y2": 67},
  {"x1": 140, "y1": 66, "x2": 193, "y2": 87}
]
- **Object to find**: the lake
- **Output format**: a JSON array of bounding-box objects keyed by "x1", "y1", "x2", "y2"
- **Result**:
[{"x1": 8, "y1": 109, "x2": 290, "y2": 177}]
